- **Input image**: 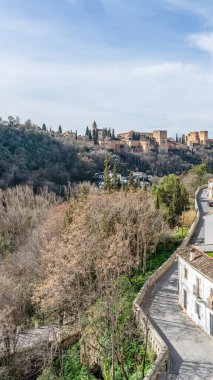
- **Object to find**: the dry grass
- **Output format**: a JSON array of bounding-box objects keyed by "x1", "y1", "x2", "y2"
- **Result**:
[{"x1": 181, "y1": 209, "x2": 196, "y2": 228}]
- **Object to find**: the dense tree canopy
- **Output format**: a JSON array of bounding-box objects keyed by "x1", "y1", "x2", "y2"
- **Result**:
[
  {"x1": 0, "y1": 124, "x2": 104, "y2": 193},
  {"x1": 152, "y1": 174, "x2": 189, "y2": 227}
]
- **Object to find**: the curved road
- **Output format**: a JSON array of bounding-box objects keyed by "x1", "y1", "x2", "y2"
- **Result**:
[{"x1": 147, "y1": 188, "x2": 213, "y2": 380}]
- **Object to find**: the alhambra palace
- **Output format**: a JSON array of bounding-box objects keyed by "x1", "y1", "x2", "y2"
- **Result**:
[{"x1": 58, "y1": 121, "x2": 212, "y2": 155}]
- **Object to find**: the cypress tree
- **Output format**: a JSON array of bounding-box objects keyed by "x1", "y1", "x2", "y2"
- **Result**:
[
  {"x1": 182, "y1": 134, "x2": 185, "y2": 144},
  {"x1": 58, "y1": 125, "x2": 62, "y2": 133},
  {"x1": 112, "y1": 163, "x2": 118, "y2": 191},
  {"x1": 93, "y1": 129, "x2": 98, "y2": 144},
  {"x1": 112, "y1": 128, "x2": 115, "y2": 140},
  {"x1": 85, "y1": 126, "x2": 89, "y2": 136},
  {"x1": 88, "y1": 130, "x2": 92, "y2": 140},
  {"x1": 137, "y1": 177, "x2": 141, "y2": 190},
  {"x1": 155, "y1": 189, "x2": 160, "y2": 209},
  {"x1": 104, "y1": 154, "x2": 111, "y2": 192},
  {"x1": 128, "y1": 171, "x2": 135, "y2": 190}
]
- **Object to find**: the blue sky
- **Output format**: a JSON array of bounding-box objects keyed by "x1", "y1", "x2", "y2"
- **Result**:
[{"x1": 0, "y1": 0, "x2": 213, "y2": 136}]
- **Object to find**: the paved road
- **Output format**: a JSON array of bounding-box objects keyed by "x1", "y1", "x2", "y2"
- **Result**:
[
  {"x1": 147, "y1": 188, "x2": 213, "y2": 380},
  {"x1": 190, "y1": 188, "x2": 209, "y2": 245}
]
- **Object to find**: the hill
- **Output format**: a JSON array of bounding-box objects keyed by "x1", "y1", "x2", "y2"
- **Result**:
[
  {"x1": 0, "y1": 122, "x2": 212, "y2": 193},
  {"x1": 0, "y1": 124, "x2": 104, "y2": 193}
]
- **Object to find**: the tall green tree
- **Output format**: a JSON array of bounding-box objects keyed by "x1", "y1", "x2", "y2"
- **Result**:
[
  {"x1": 137, "y1": 177, "x2": 141, "y2": 190},
  {"x1": 85, "y1": 126, "x2": 89, "y2": 136},
  {"x1": 104, "y1": 154, "x2": 111, "y2": 192},
  {"x1": 112, "y1": 163, "x2": 118, "y2": 191},
  {"x1": 112, "y1": 129, "x2": 115, "y2": 140},
  {"x1": 128, "y1": 171, "x2": 135, "y2": 190},
  {"x1": 42, "y1": 123, "x2": 47, "y2": 131},
  {"x1": 93, "y1": 129, "x2": 98, "y2": 144},
  {"x1": 181, "y1": 134, "x2": 185, "y2": 144},
  {"x1": 88, "y1": 130, "x2": 92, "y2": 140},
  {"x1": 58, "y1": 125, "x2": 62, "y2": 133},
  {"x1": 152, "y1": 174, "x2": 189, "y2": 227}
]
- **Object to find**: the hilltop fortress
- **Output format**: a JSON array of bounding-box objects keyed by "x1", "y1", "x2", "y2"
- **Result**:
[{"x1": 58, "y1": 121, "x2": 212, "y2": 155}]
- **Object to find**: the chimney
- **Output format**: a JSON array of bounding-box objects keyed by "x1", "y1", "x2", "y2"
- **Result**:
[{"x1": 190, "y1": 250, "x2": 197, "y2": 262}]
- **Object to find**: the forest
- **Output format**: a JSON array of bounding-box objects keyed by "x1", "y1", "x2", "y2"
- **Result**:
[{"x1": 0, "y1": 123, "x2": 104, "y2": 193}]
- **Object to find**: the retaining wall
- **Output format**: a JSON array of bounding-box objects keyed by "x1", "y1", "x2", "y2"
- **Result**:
[{"x1": 133, "y1": 185, "x2": 207, "y2": 380}]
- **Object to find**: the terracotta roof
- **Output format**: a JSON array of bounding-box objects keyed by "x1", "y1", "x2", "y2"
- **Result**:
[{"x1": 177, "y1": 246, "x2": 213, "y2": 282}]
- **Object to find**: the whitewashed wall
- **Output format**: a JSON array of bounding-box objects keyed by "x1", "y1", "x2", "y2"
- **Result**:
[
  {"x1": 178, "y1": 256, "x2": 213, "y2": 337},
  {"x1": 208, "y1": 180, "x2": 213, "y2": 199}
]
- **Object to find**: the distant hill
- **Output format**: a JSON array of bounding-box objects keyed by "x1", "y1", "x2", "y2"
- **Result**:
[
  {"x1": 0, "y1": 122, "x2": 212, "y2": 193},
  {"x1": 0, "y1": 124, "x2": 104, "y2": 193}
]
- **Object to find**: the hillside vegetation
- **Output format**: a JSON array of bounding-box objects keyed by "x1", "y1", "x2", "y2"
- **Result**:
[
  {"x1": 0, "y1": 178, "x2": 193, "y2": 379},
  {"x1": 0, "y1": 124, "x2": 104, "y2": 193},
  {"x1": 0, "y1": 121, "x2": 213, "y2": 194}
]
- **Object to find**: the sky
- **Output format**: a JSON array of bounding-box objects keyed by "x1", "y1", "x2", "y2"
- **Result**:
[{"x1": 0, "y1": 0, "x2": 213, "y2": 137}]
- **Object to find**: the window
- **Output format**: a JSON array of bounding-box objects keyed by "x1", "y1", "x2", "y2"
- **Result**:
[
  {"x1": 184, "y1": 267, "x2": 188, "y2": 279},
  {"x1": 193, "y1": 277, "x2": 200, "y2": 298},
  {"x1": 195, "y1": 302, "x2": 200, "y2": 319}
]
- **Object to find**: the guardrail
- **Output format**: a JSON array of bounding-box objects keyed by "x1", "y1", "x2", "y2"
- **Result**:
[{"x1": 133, "y1": 185, "x2": 207, "y2": 380}]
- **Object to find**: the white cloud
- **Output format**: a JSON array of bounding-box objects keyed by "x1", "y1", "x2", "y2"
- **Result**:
[
  {"x1": 132, "y1": 62, "x2": 196, "y2": 76},
  {"x1": 188, "y1": 32, "x2": 213, "y2": 56},
  {"x1": 0, "y1": 2, "x2": 213, "y2": 137},
  {"x1": 0, "y1": 54, "x2": 213, "y2": 137}
]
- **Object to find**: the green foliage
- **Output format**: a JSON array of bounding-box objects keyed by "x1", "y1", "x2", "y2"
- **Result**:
[
  {"x1": 37, "y1": 367, "x2": 56, "y2": 380},
  {"x1": 0, "y1": 235, "x2": 11, "y2": 255},
  {"x1": 137, "y1": 176, "x2": 141, "y2": 190},
  {"x1": 132, "y1": 132, "x2": 140, "y2": 141},
  {"x1": 112, "y1": 128, "x2": 115, "y2": 140},
  {"x1": 85, "y1": 126, "x2": 89, "y2": 136},
  {"x1": 57, "y1": 344, "x2": 96, "y2": 380},
  {"x1": 190, "y1": 162, "x2": 209, "y2": 176},
  {"x1": 128, "y1": 171, "x2": 135, "y2": 190},
  {"x1": 112, "y1": 163, "x2": 118, "y2": 191},
  {"x1": 85, "y1": 276, "x2": 150, "y2": 380},
  {"x1": 104, "y1": 154, "x2": 111, "y2": 192},
  {"x1": 0, "y1": 124, "x2": 105, "y2": 193},
  {"x1": 38, "y1": 225, "x2": 188, "y2": 380},
  {"x1": 88, "y1": 130, "x2": 92, "y2": 140},
  {"x1": 37, "y1": 344, "x2": 96, "y2": 380},
  {"x1": 152, "y1": 174, "x2": 189, "y2": 227},
  {"x1": 93, "y1": 128, "x2": 98, "y2": 144}
]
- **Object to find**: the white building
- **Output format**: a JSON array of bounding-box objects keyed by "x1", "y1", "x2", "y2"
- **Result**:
[
  {"x1": 205, "y1": 213, "x2": 213, "y2": 246},
  {"x1": 178, "y1": 246, "x2": 213, "y2": 337},
  {"x1": 208, "y1": 179, "x2": 213, "y2": 199}
]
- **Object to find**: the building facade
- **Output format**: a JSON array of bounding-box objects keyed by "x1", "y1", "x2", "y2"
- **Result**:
[
  {"x1": 186, "y1": 131, "x2": 209, "y2": 145},
  {"x1": 152, "y1": 130, "x2": 168, "y2": 152},
  {"x1": 178, "y1": 246, "x2": 213, "y2": 337},
  {"x1": 208, "y1": 179, "x2": 213, "y2": 200}
]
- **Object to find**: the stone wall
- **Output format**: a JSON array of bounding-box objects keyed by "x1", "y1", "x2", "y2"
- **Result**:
[{"x1": 133, "y1": 186, "x2": 207, "y2": 380}]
